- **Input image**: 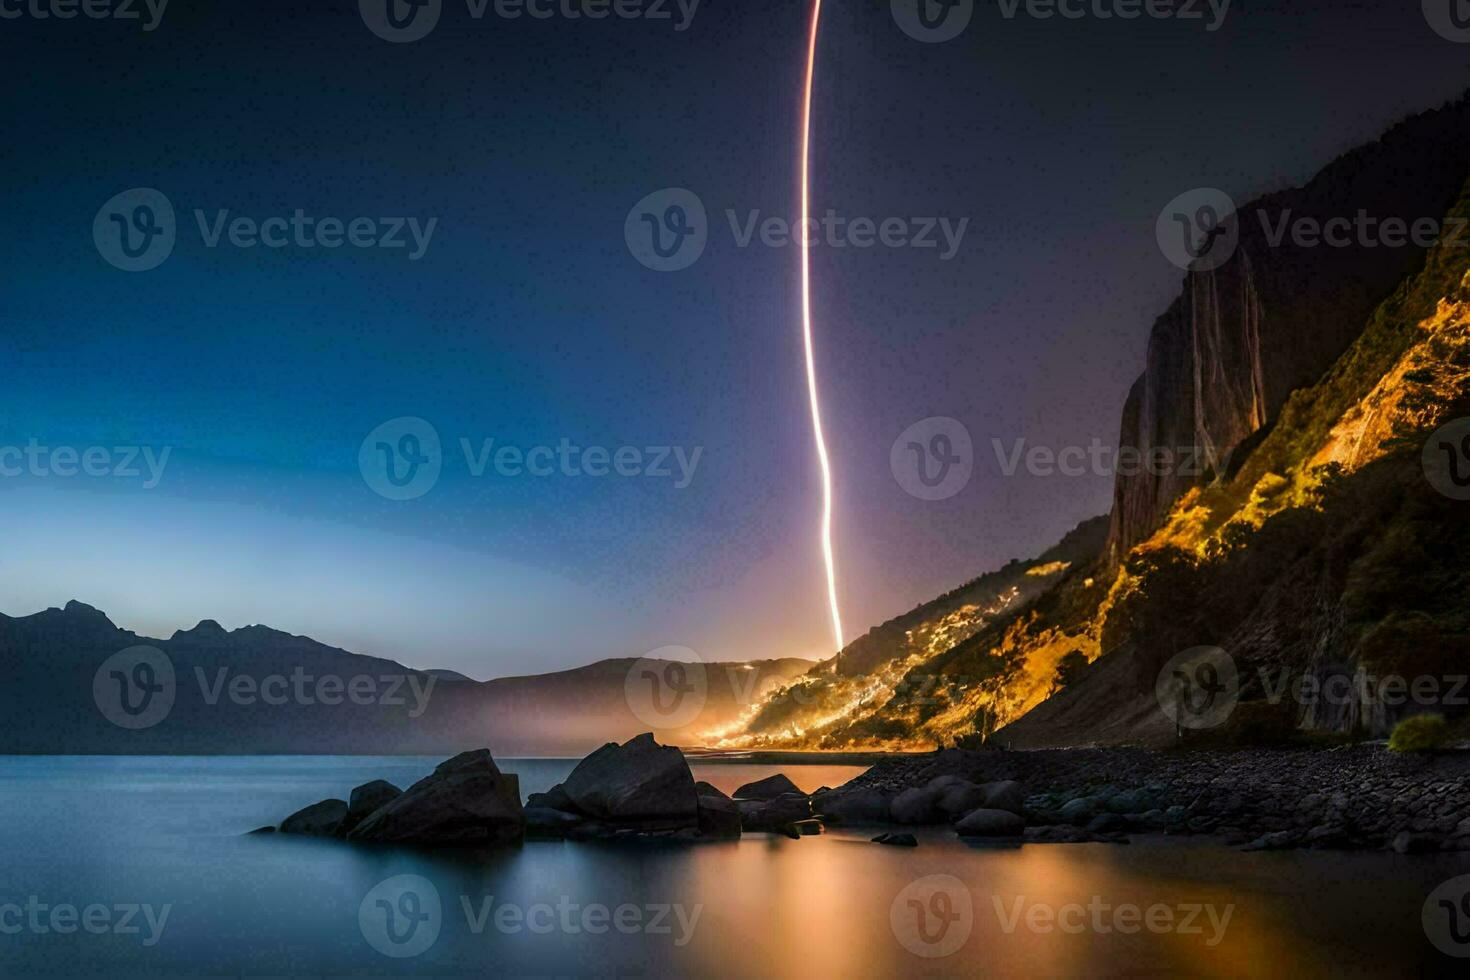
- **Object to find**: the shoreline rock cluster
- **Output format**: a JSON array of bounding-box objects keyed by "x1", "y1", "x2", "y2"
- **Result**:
[
  {"x1": 842, "y1": 744, "x2": 1470, "y2": 852},
  {"x1": 257, "y1": 738, "x2": 1470, "y2": 854}
]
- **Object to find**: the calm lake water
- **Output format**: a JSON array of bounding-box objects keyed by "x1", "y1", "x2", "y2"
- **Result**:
[{"x1": 0, "y1": 756, "x2": 1465, "y2": 978}]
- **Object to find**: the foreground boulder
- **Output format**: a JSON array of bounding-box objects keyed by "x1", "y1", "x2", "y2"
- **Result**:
[
  {"x1": 812, "y1": 786, "x2": 890, "y2": 825},
  {"x1": 694, "y1": 783, "x2": 741, "y2": 839},
  {"x1": 339, "y1": 780, "x2": 402, "y2": 836},
  {"x1": 348, "y1": 749, "x2": 524, "y2": 846},
  {"x1": 558, "y1": 733, "x2": 698, "y2": 826},
  {"x1": 733, "y1": 773, "x2": 803, "y2": 801},
  {"x1": 738, "y1": 792, "x2": 812, "y2": 832},
  {"x1": 280, "y1": 798, "x2": 347, "y2": 837}
]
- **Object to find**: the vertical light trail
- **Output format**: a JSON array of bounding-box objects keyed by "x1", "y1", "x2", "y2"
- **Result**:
[{"x1": 800, "y1": 0, "x2": 845, "y2": 657}]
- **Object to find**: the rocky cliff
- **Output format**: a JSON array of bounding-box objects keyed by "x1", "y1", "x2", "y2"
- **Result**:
[{"x1": 1110, "y1": 96, "x2": 1470, "y2": 556}]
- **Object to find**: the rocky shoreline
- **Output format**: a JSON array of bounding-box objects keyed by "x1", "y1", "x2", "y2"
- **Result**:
[
  {"x1": 253, "y1": 738, "x2": 1470, "y2": 855},
  {"x1": 842, "y1": 744, "x2": 1470, "y2": 853}
]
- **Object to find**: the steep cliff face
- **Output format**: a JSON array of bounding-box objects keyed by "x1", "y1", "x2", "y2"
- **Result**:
[{"x1": 1110, "y1": 97, "x2": 1470, "y2": 557}]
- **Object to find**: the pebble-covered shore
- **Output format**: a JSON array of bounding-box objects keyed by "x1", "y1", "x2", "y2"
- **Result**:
[{"x1": 839, "y1": 744, "x2": 1470, "y2": 852}]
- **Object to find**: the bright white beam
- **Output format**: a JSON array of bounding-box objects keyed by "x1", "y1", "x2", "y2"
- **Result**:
[{"x1": 800, "y1": 0, "x2": 844, "y2": 657}]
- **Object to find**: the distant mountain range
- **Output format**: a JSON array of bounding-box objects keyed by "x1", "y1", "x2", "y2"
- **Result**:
[{"x1": 0, "y1": 601, "x2": 810, "y2": 755}]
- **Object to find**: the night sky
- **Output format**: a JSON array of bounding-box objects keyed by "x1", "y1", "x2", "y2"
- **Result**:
[{"x1": 2, "y1": 0, "x2": 1467, "y2": 676}]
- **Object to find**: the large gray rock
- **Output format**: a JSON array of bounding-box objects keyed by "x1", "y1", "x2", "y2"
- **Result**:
[
  {"x1": 1105, "y1": 788, "x2": 1157, "y2": 814},
  {"x1": 937, "y1": 783, "x2": 989, "y2": 820},
  {"x1": 981, "y1": 781, "x2": 1026, "y2": 816},
  {"x1": 1058, "y1": 797, "x2": 1100, "y2": 826},
  {"x1": 526, "y1": 784, "x2": 574, "y2": 811},
  {"x1": 733, "y1": 773, "x2": 803, "y2": 801},
  {"x1": 697, "y1": 793, "x2": 742, "y2": 839},
  {"x1": 890, "y1": 786, "x2": 944, "y2": 825},
  {"x1": 280, "y1": 798, "x2": 347, "y2": 837},
  {"x1": 954, "y1": 808, "x2": 1026, "y2": 837},
  {"x1": 347, "y1": 749, "x2": 524, "y2": 846},
  {"x1": 339, "y1": 780, "x2": 402, "y2": 836},
  {"x1": 557, "y1": 733, "x2": 697, "y2": 824},
  {"x1": 814, "y1": 787, "x2": 891, "y2": 825}
]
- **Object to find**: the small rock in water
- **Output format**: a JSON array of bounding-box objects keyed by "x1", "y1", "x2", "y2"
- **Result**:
[
  {"x1": 791, "y1": 819, "x2": 824, "y2": 836},
  {"x1": 872, "y1": 833, "x2": 918, "y2": 847}
]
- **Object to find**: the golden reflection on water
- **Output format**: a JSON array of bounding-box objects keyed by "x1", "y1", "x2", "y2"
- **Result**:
[{"x1": 669, "y1": 830, "x2": 1449, "y2": 979}]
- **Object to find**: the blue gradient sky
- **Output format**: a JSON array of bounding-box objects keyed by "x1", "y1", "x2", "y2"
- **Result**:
[{"x1": 3, "y1": 1, "x2": 1467, "y2": 677}]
